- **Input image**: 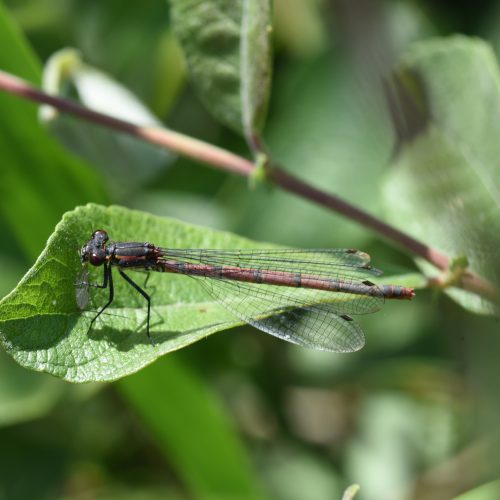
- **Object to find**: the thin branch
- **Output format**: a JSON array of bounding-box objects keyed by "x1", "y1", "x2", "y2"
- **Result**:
[
  {"x1": 270, "y1": 166, "x2": 449, "y2": 268},
  {"x1": 0, "y1": 71, "x2": 255, "y2": 177},
  {"x1": 0, "y1": 69, "x2": 496, "y2": 300}
]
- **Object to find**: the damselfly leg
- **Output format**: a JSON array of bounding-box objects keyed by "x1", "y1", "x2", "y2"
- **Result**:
[
  {"x1": 78, "y1": 262, "x2": 154, "y2": 345},
  {"x1": 117, "y1": 268, "x2": 153, "y2": 345}
]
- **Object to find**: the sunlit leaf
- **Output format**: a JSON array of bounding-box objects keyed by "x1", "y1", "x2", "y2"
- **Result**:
[{"x1": 0, "y1": 204, "x2": 250, "y2": 382}]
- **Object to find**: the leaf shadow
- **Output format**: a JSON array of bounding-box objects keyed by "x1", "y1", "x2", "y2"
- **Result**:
[
  {"x1": 1, "y1": 314, "x2": 74, "y2": 351},
  {"x1": 85, "y1": 320, "x2": 234, "y2": 352}
]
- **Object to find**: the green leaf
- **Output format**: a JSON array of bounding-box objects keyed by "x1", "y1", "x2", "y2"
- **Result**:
[
  {"x1": 40, "y1": 48, "x2": 176, "y2": 194},
  {"x1": 0, "y1": 204, "x2": 255, "y2": 382},
  {"x1": 118, "y1": 356, "x2": 265, "y2": 500},
  {"x1": 170, "y1": 0, "x2": 272, "y2": 140},
  {"x1": 239, "y1": 0, "x2": 272, "y2": 142},
  {"x1": 383, "y1": 36, "x2": 500, "y2": 314},
  {"x1": 0, "y1": 4, "x2": 105, "y2": 260}
]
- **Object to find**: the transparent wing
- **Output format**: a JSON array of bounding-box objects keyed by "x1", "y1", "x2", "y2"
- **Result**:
[
  {"x1": 75, "y1": 267, "x2": 90, "y2": 310},
  {"x1": 191, "y1": 275, "x2": 370, "y2": 352},
  {"x1": 158, "y1": 248, "x2": 385, "y2": 351},
  {"x1": 160, "y1": 248, "x2": 383, "y2": 282}
]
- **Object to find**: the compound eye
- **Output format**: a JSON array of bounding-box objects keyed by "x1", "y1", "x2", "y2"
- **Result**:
[
  {"x1": 92, "y1": 230, "x2": 109, "y2": 244},
  {"x1": 89, "y1": 250, "x2": 106, "y2": 266}
]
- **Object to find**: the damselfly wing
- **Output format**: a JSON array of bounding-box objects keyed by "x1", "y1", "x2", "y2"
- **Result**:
[{"x1": 158, "y1": 248, "x2": 386, "y2": 352}]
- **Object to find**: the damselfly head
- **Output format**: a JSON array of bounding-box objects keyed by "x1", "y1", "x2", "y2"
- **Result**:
[
  {"x1": 80, "y1": 230, "x2": 109, "y2": 266},
  {"x1": 80, "y1": 244, "x2": 106, "y2": 266}
]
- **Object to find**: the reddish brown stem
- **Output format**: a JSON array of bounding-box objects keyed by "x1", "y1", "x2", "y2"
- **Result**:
[
  {"x1": 0, "y1": 69, "x2": 496, "y2": 301},
  {"x1": 0, "y1": 71, "x2": 255, "y2": 177},
  {"x1": 270, "y1": 167, "x2": 449, "y2": 269}
]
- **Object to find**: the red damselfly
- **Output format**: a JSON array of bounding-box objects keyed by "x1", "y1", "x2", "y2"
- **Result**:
[{"x1": 78, "y1": 230, "x2": 414, "y2": 351}]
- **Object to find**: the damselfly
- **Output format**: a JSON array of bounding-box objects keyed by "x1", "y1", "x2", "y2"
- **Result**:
[{"x1": 78, "y1": 230, "x2": 414, "y2": 351}]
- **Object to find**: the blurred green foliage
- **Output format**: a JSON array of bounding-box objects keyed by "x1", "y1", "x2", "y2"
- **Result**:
[{"x1": 1, "y1": 0, "x2": 500, "y2": 499}]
